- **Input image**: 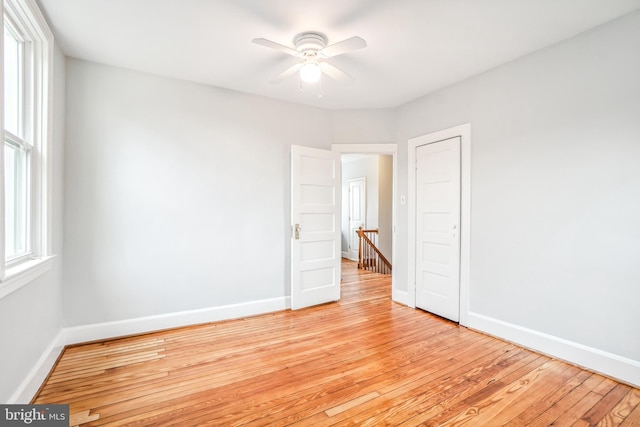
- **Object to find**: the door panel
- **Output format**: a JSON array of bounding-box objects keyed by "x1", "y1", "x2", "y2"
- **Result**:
[
  {"x1": 415, "y1": 137, "x2": 461, "y2": 321},
  {"x1": 291, "y1": 145, "x2": 341, "y2": 310},
  {"x1": 348, "y1": 178, "x2": 366, "y2": 261}
]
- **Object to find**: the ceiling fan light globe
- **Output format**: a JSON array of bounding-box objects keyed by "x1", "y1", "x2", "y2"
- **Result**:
[{"x1": 300, "y1": 62, "x2": 322, "y2": 83}]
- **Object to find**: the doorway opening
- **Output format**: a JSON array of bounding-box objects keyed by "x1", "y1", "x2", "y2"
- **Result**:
[{"x1": 332, "y1": 144, "x2": 397, "y2": 303}]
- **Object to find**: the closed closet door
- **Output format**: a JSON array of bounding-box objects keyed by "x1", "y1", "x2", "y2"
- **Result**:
[{"x1": 415, "y1": 137, "x2": 461, "y2": 322}]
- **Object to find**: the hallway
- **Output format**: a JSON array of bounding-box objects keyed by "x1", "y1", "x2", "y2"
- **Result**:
[{"x1": 340, "y1": 258, "x2": 391, "y2": 305}]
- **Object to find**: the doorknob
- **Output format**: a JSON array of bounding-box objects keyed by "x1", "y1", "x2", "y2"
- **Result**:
[{"x1": 295, "y1": 224, "x2": 301, "y2": 240}]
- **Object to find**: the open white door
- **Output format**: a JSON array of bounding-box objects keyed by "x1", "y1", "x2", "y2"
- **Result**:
[{"x1": 291, "y1": 145, "x2": 341, "y2": 310}]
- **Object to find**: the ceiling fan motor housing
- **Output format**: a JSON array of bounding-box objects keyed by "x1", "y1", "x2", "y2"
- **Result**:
[{"x1": 294, "y1": 32, "x2": 328, "y2": 55}]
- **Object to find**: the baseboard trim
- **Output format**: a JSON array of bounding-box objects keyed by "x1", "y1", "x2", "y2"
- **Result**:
[
  {"x1": 467, "y1": 311, "x2": 640, "y2": 388},
  {"x1": 63, "y1": 296, "x2": 291, "y2": 345},
  {"x1": 9, "y1": 331, "x2": 64, "y2": 404},
  {"x1": 392, "y1": 288, "x2": 410, "y2": 307},
  {"x1": 19, "y1": 301, "x2": 638, "y2": 404},
  {"x1": 11, "y1": 297, "x2": 291, "y2": 403}
]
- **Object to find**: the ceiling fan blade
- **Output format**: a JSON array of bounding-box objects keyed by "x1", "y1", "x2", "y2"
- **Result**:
[
  {"x1": 320, "y1": 62, "x2": 356, "y2": 85},
  {"x1": 252, "y1": 38, "x2": 300, "y2": 57},
  {"x1": 269, "y1": 63, "x2": 302, "y2": 84},
  {"x1": 319, "y1": 36, "x2": 367, "y2": 58}
]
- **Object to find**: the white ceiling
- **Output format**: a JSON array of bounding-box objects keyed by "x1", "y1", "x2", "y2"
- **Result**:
[{"x1": 38, "y1": 0, "x2": 640, "y2": 110}]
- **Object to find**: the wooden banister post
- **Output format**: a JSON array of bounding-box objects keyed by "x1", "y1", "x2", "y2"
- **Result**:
[{"x1": 357, "y1": 226, "x2": 364, "y2": 269}]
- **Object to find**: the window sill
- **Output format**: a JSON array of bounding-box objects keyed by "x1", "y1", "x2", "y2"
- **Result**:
[{"x1": 0, "y1": 256, "x2": 56, "y2": 300}]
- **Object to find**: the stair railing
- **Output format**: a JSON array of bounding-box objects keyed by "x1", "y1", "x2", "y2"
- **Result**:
[{"x1": 357, "y1": 226, "x2": 392, "y2": 274}]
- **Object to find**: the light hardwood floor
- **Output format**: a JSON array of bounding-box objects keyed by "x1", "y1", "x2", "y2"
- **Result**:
[{"x1": 34, "y1": 260, "x2": 640, "y2": 426}]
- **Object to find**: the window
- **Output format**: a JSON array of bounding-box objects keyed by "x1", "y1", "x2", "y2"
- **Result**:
[
  {"x1": 4, "y1": 16, "x2": 29, "y2": 262},
  {"x1": 1, "y1": 0, "x2": 53, "y2": 297}
]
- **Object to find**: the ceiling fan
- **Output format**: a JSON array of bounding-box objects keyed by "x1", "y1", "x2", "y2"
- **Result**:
[{"x1": 252, "y1": 32, "x2": 367, "y2": 85}]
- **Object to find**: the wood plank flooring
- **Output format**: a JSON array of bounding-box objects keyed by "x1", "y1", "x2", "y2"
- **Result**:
[{"x1": 34, "y1": 260, "x2": 640, "y2": 426}]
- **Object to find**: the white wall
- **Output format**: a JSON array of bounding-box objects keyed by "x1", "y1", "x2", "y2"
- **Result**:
[
  {"x1": 396, "y1": 10, "x2": 640, "y2": 374},
  {"x1": 330, "y1": 109, "x2": 396, "y2": 145},
  {"x1": 63, "y1": 59, "x2": 335, "y2": 327},
  {"x1": 0, "y1": 45, "x2": 65, "y2": 402}
]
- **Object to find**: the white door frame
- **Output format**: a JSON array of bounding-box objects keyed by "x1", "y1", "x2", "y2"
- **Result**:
[
  {"x1": 332, "y1": 143, "x2": 398, "y2": 303},
  {"x1": 408, "y1": 124, "x2": 471, "y2": 326}
]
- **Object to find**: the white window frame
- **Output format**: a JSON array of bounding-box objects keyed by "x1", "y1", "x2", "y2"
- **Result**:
[{"x1": 0, "y1": 0, "x2": 54, "y2": 299}]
